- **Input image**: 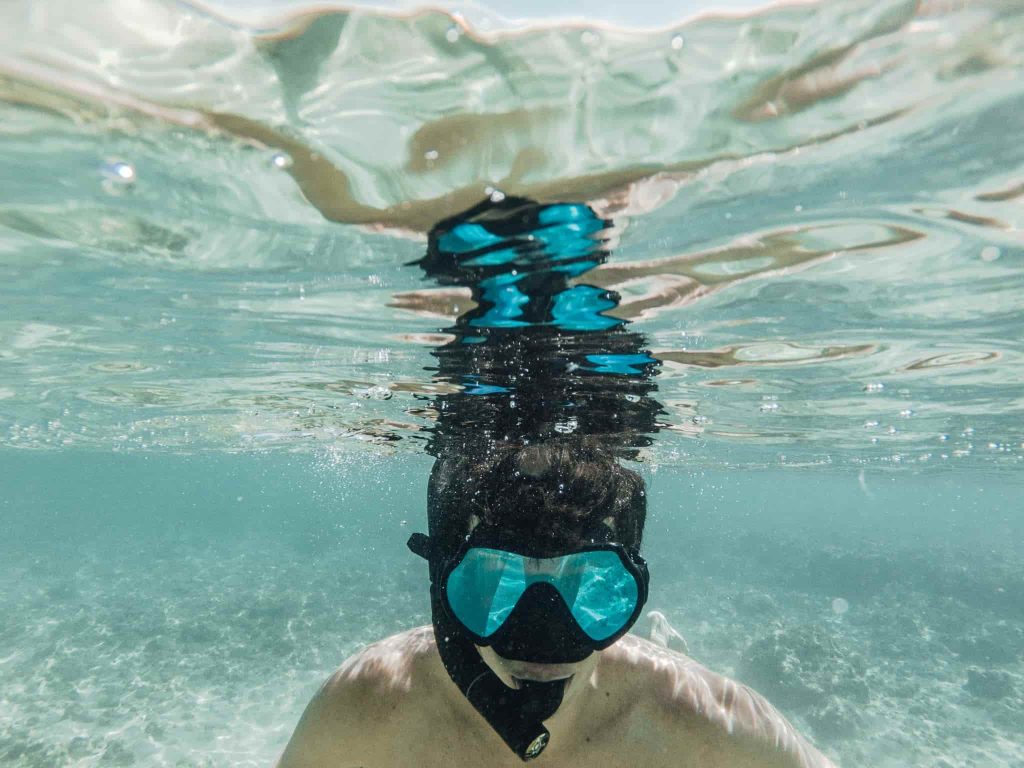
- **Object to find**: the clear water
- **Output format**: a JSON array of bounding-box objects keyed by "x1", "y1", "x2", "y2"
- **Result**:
[{"x1": 1, "y1": 0, "x2": 1022, "y2": 765}]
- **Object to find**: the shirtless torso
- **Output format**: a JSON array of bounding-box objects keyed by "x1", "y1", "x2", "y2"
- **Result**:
[{"x1": 277, "y1": 626, "x2": 837, "y2": 768}]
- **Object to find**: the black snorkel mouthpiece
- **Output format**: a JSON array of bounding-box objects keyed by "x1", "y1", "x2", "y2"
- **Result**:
[
  {"x1": 433, "y1": 595, "x2": 564, "y2": 761},
  {"x1": 409, "y1": 533, "x2": 564, "y2": 761}
]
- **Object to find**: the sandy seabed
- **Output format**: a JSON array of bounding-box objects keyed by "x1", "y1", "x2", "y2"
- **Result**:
[{"x1": 1, "y1": 525, "x2": 1021, "y2": 768}]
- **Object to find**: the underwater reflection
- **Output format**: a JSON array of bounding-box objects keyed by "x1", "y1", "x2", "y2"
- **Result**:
[{"x1": 418, "y1": 196, "x2": 663, "y2": 461}]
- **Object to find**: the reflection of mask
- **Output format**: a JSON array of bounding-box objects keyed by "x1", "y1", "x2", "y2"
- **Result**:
[{"x1": 408, "y1": 530, "x2": 650, "y2": 760}]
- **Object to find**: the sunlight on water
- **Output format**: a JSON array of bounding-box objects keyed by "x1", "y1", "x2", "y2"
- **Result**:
[{"x1": 0, "y1": 0, "x2": 1022, "y2": 766}]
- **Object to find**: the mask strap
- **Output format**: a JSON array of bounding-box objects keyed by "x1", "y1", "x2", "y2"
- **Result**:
[{"x1": 406, "y1": 532, "x2": 432, "y2": 560}]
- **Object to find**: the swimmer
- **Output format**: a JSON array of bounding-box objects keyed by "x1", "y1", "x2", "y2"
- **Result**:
[{"x1": 277, "y1": 443, "x2": 837, "y2": 767}]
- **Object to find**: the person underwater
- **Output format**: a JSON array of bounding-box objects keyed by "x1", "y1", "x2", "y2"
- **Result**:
[{"x1": 277, "y1": 199, "x2": 837, "y2": 767}]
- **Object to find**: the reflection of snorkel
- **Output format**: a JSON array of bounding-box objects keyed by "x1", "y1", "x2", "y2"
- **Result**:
[{"x1": 414, "y1": 198, "x2": 660, "y2": 760}]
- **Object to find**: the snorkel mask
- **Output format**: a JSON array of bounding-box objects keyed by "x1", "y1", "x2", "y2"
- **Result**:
[
  {"x1": 408, "y1": 524, "x2": 649, "y2": 760},
  {"x1": 439, "y1": 531, "x2": 648, "y2": 657}
]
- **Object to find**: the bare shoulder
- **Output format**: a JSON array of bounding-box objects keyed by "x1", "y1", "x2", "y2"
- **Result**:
[
  {"x1": 276, "y1": 626, "x2": 437, "y2": 768},
  {"x1": 603, "y1": 634, "x2": 838, "y2": 768},
  {"x1": 327, "y1": 624, "x2": 438, "y2": 695}
]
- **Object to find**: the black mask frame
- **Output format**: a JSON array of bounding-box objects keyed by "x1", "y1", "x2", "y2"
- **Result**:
[{"x1": 425, "y1": 531, "x2": 650, "y2": 653}]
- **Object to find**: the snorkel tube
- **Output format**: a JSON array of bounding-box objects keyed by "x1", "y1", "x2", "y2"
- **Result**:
[{"x1": 409, "y1": 532, "x2": 564, "y2": 761}]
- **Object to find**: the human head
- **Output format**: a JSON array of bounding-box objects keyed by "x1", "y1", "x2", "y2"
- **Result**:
[
  {"x1": 427, "y1": 436, "x2": 647, "y2": 560},
  {"x1": 423, "y1": 437, "x2": 648, "y2": 678}
]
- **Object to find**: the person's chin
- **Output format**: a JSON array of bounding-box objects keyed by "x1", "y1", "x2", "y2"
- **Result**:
[{"x1": 505, "y1": 660, "x2": 578, "y2": 683}]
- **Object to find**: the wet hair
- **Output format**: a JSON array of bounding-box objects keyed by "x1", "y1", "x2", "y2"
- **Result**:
[{"x1": 427, "y1": 437, "x2": 646, "y2": 556}]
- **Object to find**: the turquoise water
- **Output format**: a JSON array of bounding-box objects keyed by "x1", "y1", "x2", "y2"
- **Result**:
[{"x1": 1, "y1": 0, "x2": 1023, "y2": 765}]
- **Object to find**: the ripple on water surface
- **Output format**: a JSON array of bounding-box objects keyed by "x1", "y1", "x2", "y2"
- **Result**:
[{"x1": 0, "y1": 0, "x2": 1021, "y2": 470}]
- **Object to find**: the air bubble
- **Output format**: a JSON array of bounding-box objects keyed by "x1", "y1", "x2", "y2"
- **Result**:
[
  {"x1": 424, "y1": 149, "x2": 440, "y2": 161},
  {"x1": 355, "y1": 385, "x2": 393, "y2": 400},
  {"x1": 554, "y1": 418, "x2": 578, "y2": 435},
  {"x1": 863, "y1": 382, "x2": 884, "y2": 392},
  {"x1": 831, "y1": 598, "x2": 849, "y2": 615},
  {"x1": 102, "y1": 160, "x2": 136, "y2": 182},
  {"x1": 271, "y1": 151, "x2": 293, "y2": 170},
  {"x1": 670, "y1": 34, "x2": 684, "y2": 50},
  {"x1": 445, "y1": 26, "x2": 461, "y2": 43},
  {"x1": 980, "y1": 246, "x2": 1000, "y2": 262},
  {"x1": 899, "y1": 409, "x2": 914, "y2": 418},
  {"x1": 100, "y1": 160, "x2": 136, "y2": 194}
]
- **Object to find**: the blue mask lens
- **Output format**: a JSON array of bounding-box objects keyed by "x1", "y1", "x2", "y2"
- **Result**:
[{"x1": 445, "y1": 547, "x2": 640, "y2": 642}]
